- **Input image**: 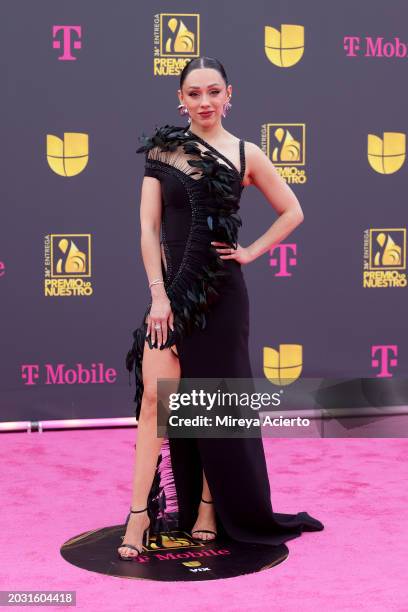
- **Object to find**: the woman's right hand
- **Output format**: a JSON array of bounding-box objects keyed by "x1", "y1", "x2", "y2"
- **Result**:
[{"x1": 146, "y1": 295, "x2": 175, "y2": 347}]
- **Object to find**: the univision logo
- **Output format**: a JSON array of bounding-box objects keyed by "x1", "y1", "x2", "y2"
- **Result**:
[
  {"x1": 367, "y1": 132, "x2": 405, "y2": 174},
  {"x1": 263, "y1": 344, "x2": 303, "y2": 385},
  {"x1": 46, "y1": 132, "x2": 89, "y2": 176},
  {"x1": 264, "y1": 24, "x2": 304, "y2": 67}
]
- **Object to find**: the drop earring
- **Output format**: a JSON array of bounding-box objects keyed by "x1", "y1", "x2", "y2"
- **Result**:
[
  {"x1": 222, "y1": 97, "x2": 232, "y2": 118},
  {"x1": 178, "y1": 103, "x2": 191, "y2": 124}
]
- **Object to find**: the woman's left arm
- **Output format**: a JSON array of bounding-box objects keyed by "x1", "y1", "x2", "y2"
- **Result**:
[{"x1": 213, "y1": 142, "x2": 304, "y2": 264}]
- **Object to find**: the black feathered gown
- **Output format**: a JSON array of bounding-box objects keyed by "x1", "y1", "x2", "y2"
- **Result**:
[{"x1": 126, "y1": 124, "x2": 324, "y2": 546}]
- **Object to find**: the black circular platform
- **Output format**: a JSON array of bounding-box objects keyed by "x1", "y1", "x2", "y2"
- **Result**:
[{"x1": 61, "y1": 523, "x2": 289, "y2": 581}]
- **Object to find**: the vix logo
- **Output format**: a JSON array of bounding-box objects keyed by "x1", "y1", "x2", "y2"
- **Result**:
[
  {"x1": 52, "y1": 26, "x2": 82, "y2": 60},
  {"x1": 367, "y1": 132, "x2": 405, "y2": 174},
  {"x1": 371, "y1": 345, "x2": 398, "y2": 378},
  {"x1": 264, "y1": 24, "x2": 304, "y2": 67},
  {"x1": 269, "y1": 243, "x2": 297, "y2": 276}
]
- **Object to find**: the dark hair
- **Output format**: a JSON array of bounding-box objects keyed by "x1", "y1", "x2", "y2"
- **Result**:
[{"x1": 179, "y1": 56, "x2": 229, "y2": 90}]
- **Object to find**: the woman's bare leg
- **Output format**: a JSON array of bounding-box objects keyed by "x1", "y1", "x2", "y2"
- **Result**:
[
  {"x1": 118, "y1": 343, "x2": 180, "y2": 558},
  {"x1": 190, "y1": 468, "x2": 217, "y2": 541}
]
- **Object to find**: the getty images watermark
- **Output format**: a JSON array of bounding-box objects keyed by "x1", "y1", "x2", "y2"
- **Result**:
[
  {"x1": 155, "y1": 376, "x2": 408, "y2": 438},
  {"x1": 156, "y1": 377, "x2": 315, "y2": 438},
  {"x1": 166, "y1": 387, "x2": 310, "y2": 431}
]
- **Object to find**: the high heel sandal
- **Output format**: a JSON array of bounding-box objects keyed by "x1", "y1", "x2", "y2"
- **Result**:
[
  {"x1": 117, "y1": 506, "x2": 151, "y2": 561},
  {"x1": 191, "y1": 497, "x2": 218, "y2": 542}
]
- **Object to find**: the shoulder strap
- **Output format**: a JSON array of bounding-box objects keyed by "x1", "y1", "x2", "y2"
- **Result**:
[{"x1": 239, "y1": 139, "x2": 246, "y2": 180}]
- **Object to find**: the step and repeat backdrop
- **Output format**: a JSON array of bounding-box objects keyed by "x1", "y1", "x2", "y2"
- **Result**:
[{"x1": 1, "y1": 1, "x2": 407, "y2": 422}]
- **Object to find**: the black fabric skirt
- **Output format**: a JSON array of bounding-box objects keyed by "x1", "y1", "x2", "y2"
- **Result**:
[{"x1": 163, "y1": 259, "x2": 324, "y2": 546}]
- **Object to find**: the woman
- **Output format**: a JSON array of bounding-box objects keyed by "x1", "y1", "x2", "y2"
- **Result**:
[{"x1": 120, "y1": 56, "x2": 324, "y2": 560}]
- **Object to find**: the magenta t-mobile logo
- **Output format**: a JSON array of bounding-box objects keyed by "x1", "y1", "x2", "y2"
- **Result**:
[
  {"x1": 21, "y1": 365, "x2": 41, "y2": 385},
  {"x1": 21, "y1": 363, "x2": 117, "y2": 385},
  {"x1": 371, "y1": 345, "x2": 398, "y2": 377},
  {"x1": 52, "y1": 26, "x2": 82, "y2": 60},
  {"x1": 344, "y1": 36, "x2": 408, "y2": 58},
  {"x1": 343, "y1": 37, "x2": 361, "y2": 56},
  {"x1": 269, "y1": 244, "x2": 297, "y2": 277}
]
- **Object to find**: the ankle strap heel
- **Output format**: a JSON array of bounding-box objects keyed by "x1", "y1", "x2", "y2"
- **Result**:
[
  {"x1": 191, "y1": 497, "x2": 217, "y2": 542},
  {"x1": 130, "y1": 505, "x2": 151, "y2": 522},
  {"x1": 119, "y1": 505, "x2": 151, "y2": 561}
]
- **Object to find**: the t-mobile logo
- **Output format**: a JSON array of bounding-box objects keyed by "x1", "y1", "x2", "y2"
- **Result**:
[
  {"x1": 269, "y1": 243, "x2": 297, "y2": 277},
  {"x1": 52, "y1": 26, "x2": 82, "y2": 60},
  {"x1": 371, "y1": 345, "x2": 398, "y2": 377}
]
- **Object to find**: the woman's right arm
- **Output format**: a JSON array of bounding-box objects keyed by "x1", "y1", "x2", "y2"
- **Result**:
[{"x1": 140, "y1": 176, "x2": 174, "y2": 348}]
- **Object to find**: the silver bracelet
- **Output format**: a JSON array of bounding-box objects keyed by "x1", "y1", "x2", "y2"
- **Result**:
[{"x1": 149, "y1": 278, "x2": 164, "y2": 288}]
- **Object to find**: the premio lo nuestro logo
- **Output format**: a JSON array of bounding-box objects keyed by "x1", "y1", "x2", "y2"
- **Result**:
[
  {"x1": 363, "y1": 228, "x2": 407, "y2": 288},
  {"x1": 261, "y1": 123, "x2": 306, "y2": 184},
  {"x1": 44, "y1": 234, "x2": 93, "y2": 296},
  {"x1": 264, "y1": 24, "x2": 304, "y2": 67},
  {"x1": 153, "y1": 13, "x2": 200, "y2": 76},
  {"x1": 367, "y1": 132, "x2": 405, "y2": 174}
]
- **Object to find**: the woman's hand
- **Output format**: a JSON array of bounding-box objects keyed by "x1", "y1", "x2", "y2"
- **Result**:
[
  {"x1": 210, "y1": 241, "x2": 253, "y2": 265},
  {"x1": 146, "y1": 295, "x2": 175, "y2": 347}
]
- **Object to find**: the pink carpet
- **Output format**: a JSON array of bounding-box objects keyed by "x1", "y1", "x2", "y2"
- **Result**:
[{"x1": 1, "y1": 430, "x2": 407, "y2": 611}]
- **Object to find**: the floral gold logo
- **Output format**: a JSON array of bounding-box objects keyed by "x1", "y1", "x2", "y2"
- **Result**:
[
  {"x1": 154, "y1": 13, "x2": 200, "y2": 76},
  {"x1": 363, "y1": 229, "x2": 407, "y2": 288},
  {"x1": 44, "y1": 234, "x2": 93, "y2": 296},
  {"x1": 147, "y1": 532, "x2": 201, "y2": 551},
  {"x1": 261, "y1": 123, "x2": 306, "y2": 184}
]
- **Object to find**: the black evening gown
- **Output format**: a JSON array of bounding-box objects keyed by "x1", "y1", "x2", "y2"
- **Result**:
[{"x1": 126, "y1": 124, "x2": 324, "y2": 546}]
